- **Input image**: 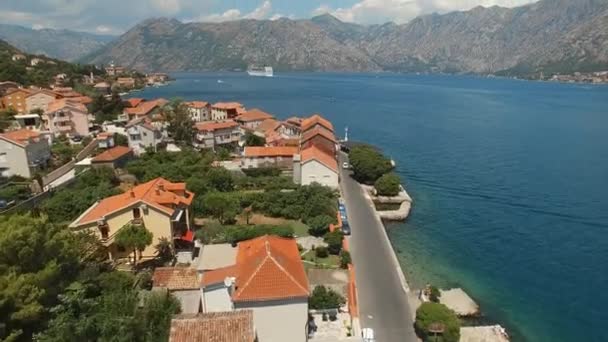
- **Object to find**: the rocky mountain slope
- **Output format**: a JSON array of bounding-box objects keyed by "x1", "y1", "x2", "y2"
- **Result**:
[
  {"x1": 0, "y1": 24, "x2": 114, "y2": 61},
  {"x1": 85, "y1": 0, "x2": 608, "y2": 76}
]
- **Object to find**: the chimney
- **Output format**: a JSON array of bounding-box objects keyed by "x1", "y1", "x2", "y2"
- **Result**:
[
  {"x1": 129, "y1": 189, "x2": 135, "y2": 198},
  {"x1": 155, "y1": 184, "x2": 161, "y2": 195},
  {"x1": 292, "y1": 154, "x2": 301, "y2": 184}
]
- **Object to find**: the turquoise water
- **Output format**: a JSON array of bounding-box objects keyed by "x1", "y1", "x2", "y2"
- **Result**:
[{"x1": 134, "y1": 73, "x2": 608, "y2": 341}]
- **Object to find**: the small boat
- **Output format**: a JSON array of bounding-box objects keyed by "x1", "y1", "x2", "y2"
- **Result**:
[
  {"x1": 217, "y1": 79, "x2": 224, "y2": 84},
  {"x1": 247, "y1": 65, "x2": 273, "y2": 77}
]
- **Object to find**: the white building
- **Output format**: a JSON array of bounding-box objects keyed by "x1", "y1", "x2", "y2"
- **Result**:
[
  {"x1": 125, "y1": 116, "x2": 166, "y2": 155},
  {"x1": 0, "y1": 129, "x2": 51, "y2": 178},
  {"x1": 193, "y1": 121, "x2": 241, "y2": 150},
  {"x1": 184, "y1": 101, "x2": 211, "y2": 122},
  {"x1": 296, "y1": 145, "x2": 339, "y2": 189}
]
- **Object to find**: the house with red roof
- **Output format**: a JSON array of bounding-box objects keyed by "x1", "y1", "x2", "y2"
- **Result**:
[
  {"x1": 91, "y1": 146, "x2": 134, "y2": 169},
  {"x1": 121, "y1": 98, "x2": 168, "y2": 122},
  {"x1": 194, "y1": 120, "x2": 241, "y2": 150},
  {"x1": 43, "y1": 98, "x2": 90, "y2": 137},
  {"x1": 295, "y1": 145, "x2": 339, "y2": 189},
  {"x1": 235, "y1": 109, "x2": 274, "y2": 129},
  {"x1": 184, "y1": 101, "x2": 211, "y2": 122},
  {"x1": 69, "y1": 177, "x2": 195, "y2": 261},
  {"x1": 200, "y1": 235, "x2": 310, "y2": 342},
  {"x1": 169, "y1": 311, "x2": 256, "y2": 342},
  {"x1": 241, "y1": 146, "x2": 299, "y2": 169},
  {"x1": 153, "y1": 267, "x2": 202, "y2": 314},
  {"x1": 1, "y1": 88, "x2": 31, "y2": 114},
  {"x1": 301, "y1": 125, "x2": 337, "y2": 156},
  {"x1": 125, "y1": 116, "x2": 167, "y2": 155},
  {"x1": 301, "y1": 114, "x2": 334, "y2": 134},
  {"x1": 25, "y1": 89, "x2": 62, "y2": 113},
  {"x1": 0, "y1": 129, "x2": 51, "y2": 178},
  {"x1": 211, "y1": 102, "x2": 245, "y2": 121}
]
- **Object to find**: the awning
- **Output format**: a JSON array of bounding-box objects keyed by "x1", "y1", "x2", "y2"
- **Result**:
[{"x1": 180, "y1": 230, "x2": 194, "y2": 242}]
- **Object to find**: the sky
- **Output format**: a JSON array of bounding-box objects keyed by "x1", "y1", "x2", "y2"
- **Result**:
[{"x1": 0, "y1": 0, "x2": 538, "y2": 35}]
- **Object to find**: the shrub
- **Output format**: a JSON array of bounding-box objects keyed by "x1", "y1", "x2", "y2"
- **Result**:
[
  {"x1": 309, "y1": 285, "x2": 346, "y2": 310},
  {"x1": 339, "y1": 250, "x2": 351, "y2": 268},
  {"x1": 324, "y1": 230, "x2": 344, "y2": 255},
  {"x1": 349, "y1": 145, "x2": 393, "y2": 184},
  {"x1": 225, "y1": 224, "x2": 294, "y2": 244},
  {"x1": 415, "y1": 302, "x2": 461, "y2": 342},
  {"x1": 307, "y1": 214, "x2": 335, "y2": 237},
  {"x1": 315, "y1": 246, "x2": 329, "y2": 258},
  {"x1": 374, "y1": 173, "x2": 401, "y2": 196},
  {"x1": 429, "y1": 286, "x2": 441, "y2": 303},
  {"x1": 241, "y1": 167, "x2": 281, "y2": 178}
]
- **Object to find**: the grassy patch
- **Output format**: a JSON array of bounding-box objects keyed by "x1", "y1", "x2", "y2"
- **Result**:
[
  {"x1": 302, "y1": 250, "x2": 340, "y2": 269},
  {"x1": 236, "y1": 213, "x2": 310, "y2": 237},
  {"x1": 374, "y1": 202, "x2": 401, "y2": 211}
]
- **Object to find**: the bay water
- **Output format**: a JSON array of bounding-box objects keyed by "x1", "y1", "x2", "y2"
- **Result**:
[{"x1": 135, "y1": 72, "x2": 608, "y2": 341}]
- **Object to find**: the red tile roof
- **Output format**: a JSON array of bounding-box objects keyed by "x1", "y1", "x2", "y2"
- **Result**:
[
  {"x1": 70, "y1": 96, "x2": 93, "y2": 105},
  {"x1": 202, "y1": 265, "x2": 239, "y2": 286},
  {"x1": 236, "y1": 109, "x2": 273, "y2": 122},
  {"x1": 233, "y1": 235, "x2": 309, "y2": 302},
  {"x1": 0, "y1": 129, "x2": 42, "y2": 147},
  {"x1": 70, "y1": 177, "x2": 194, "y2": 226},
  {"x1": 301, "y1": 126, "x2": 336, "y2": 144},
  {"x1": 213, "y1": 102, "x2": 243, "y2": 110},
  {"x1": 125, "y1": 98, "x2": 144, "y2": 108},
  {"x1": 125, "y1": 98, "x2": 168, "y2": 116},
  {"x1": 45, "y1": 98, "x2": 87, "y2": 114},
  {"x1": 25, "y1": 89, "x2": 61, "y2": 99},
  {"x1": 91, "y1": 146, "x2": 132, "y2": 163},
  {"x1": 301, "y1": 114, "x2": 333, "y2": 132},
  {"x1": 185, "y1": 101, "x2": 209, "y2": 109},
  {"x1": 153, "y1": 267, "x2": 199, "y2": 290},
  {"x1": 255, "y1": 118, "x2": 280, "y2": 135},
  {"x1": 301, "y1": 145, "x2": 338, "y2": 172},
  {"x1": 195, "y1": 120, "x2": 239, "y2": 132},
  {"x1": 244, "y1": 146, "x2": 298, "y2": 158},
  {"x1": 169, "y1": 311, "x2": 255, "y2": 342}
]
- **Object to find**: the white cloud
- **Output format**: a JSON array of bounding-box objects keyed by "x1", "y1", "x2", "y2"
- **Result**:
[
  {"x1": 193, "y1": 0, "x2": 276, "y2": 23},
  {"x1": 95, "y1": 25, "x2": 113, "y2": 33},
  {"x1": 244, "y1": 1, "x2": 272, "y2": 20},
  {"x1": 314, "y1": 0, "x2": 537, "y2": 24}
]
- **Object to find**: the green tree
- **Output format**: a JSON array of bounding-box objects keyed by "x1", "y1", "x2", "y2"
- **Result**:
[
  {"x1": 164, "y1": 99, "x2": 194, "y2": 145},
  {"x1": 206, "y1": 167, "x2": 235, "y2": 192},
  {"x1": 155, "y1": 237, "x2": 174, "y2": 264},
  {"x1": 374, "y1": 173, "x2": 401, "y2": 196},
  {"x1": 114, "y1": 133, "x2": 129, "y2": 146},
  {"x1": 339, "y1": 250, "x2": 352, "y2": 269},
  {"x1": 0, "y1": 107, "x2": 17, "y2": 132},
  {"x1": 349, "y1": 145, "x2": 393, "y2": 184},
  {"x1": 315, "y1": 246, "x2": 329, "y2": 258},
  {"x1": 0, "y1": 214, "x2": 91, "y2": 341},
  {"x1": 244, "y1": 131, "x2": 266, "y2": 146},
  {"x1": 203, "y1": 192, "x2": 240, "y2": 224},
  {"x1": 324, "y1": 230, "x2": 344, "y2": 255},
  {"x1": 308, "y1": 285, "x2": 345, "y2": 310},
  {"x1": 429, "y1": 286, "x2": 441, "y2": 303},
  {"x1": 415, "y1": 302, "x2": 461, "y2": 342},
  {"x1": 114, "y1": 224, "x2": 154, "y2": 262},
  {"x1": 307, "y1": 215, "x2": 335, "y2": 237}
]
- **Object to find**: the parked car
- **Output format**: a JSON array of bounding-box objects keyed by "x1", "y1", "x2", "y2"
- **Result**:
[
  {"x1": 362, "y1": 328, "x2": 375, "y2": 342},
  {"x1": 342, "y1": 162, "x2": 350, "y2": 169},
  {"x1": 341, "y1": 221, "x2": 351, "y2": 235}
]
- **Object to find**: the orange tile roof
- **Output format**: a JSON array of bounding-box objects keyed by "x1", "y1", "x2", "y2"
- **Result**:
[
  {"x1": 244, "y1": 146, "x2": 298, "y2": 158},
  {"x1": 97, "y1": 132, "x2": 113, "y2": 138},
  {"x1": 153, "y1": 267, "x2": 199, "y2": 290},
  {"x1": 301, "y1": 114, "x2": 334, "y2": 132},
  {"x1": 255, "y1": 118, "x2": 280, "y2": 135},
  {"x1": 0, "y1": 129, "x2": 42, "y2": 147},
  {"x1": 45, "y1": 98, "x2": 87, "y2": 114},
  {"x1": 236, "y1": 109, "x2": 273, "y2": 122},
  {"x1": 301, "y1": 126, "x2": 336, "y2": 144},
  {"x1": 286, "y1": 116, "x2": 303, "y2": 126},
  {"x1": 91, "y1": 146, "x2": 132, "y2": 163},
  {"x1": 25, "y1": 89, "x2": 61, "y2": 99},
  {"x1": 301, "y1": 145, "x2": 338, "y2": 172},
  {"x1": 233, "y1": 235, "x2": 309, "y2": 302},
  {"x1": 71, "y1": 177, "x2": 194, "y2": 226},
  {"x1": 4, "y1": 88, "x2": 31, "y2": 96},
  {"x1": 125, "y1": 98, "x2": 168, "y2": 116},
  {"x1": 213, "y1": 102, "x2": 243, "y2": 110},
  {"x1": 185, "y1": 101, "x2": 209, "y2": 109},
  {"x1": 195, "y1": 120, "x2": 239, "y2": 132},
  {"x1": 125, "y1": 98, "x2": 144, "y2": 108},
  {"x1": 201, "y1": 265, "x2": 239, "y2": 286},
  {"x1": 169, "y1": 311, "x2": 255, "y2": 342},
  {"x1": 70, "y1": 96, "x2": 92, "y2": 105}
]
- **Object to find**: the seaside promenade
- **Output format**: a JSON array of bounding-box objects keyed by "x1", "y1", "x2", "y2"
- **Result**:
[{"x1": 339, "y1": 153, "x2": 417, "y2": 342}]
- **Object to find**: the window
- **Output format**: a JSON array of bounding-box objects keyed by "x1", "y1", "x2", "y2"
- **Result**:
[
  {"x1": 100, "y1": 225, "x2": 109, "y2": 239},
  {"x1": 132, "y1": 208, "x2": 141, "y2": 219},
  {"x1": 0, "y1": 153, "x2": 6, "y2": 163}
]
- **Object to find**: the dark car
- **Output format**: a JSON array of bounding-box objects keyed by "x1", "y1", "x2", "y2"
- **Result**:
[{"x1": 341, "y1": 221, "x2": 351, "y2": 235}]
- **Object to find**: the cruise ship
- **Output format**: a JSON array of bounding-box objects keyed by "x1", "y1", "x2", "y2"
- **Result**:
[{"x1": 247, "y1": 66, "x2": 273, "y2": 77}]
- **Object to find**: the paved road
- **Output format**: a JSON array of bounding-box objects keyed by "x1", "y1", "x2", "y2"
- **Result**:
[{"x1": 339, "y1": 153, "x2": 417, "y2": 342}]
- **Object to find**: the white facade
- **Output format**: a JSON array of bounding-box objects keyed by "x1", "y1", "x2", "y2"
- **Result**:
[
  {"x1": 301, "y1": 160, "x2": 339, "y2": 188},
  {"x1": 126, "y1": 123, "x2": 165, "y2": 155},
  {"x1": 0, "y1": 137, "x2": 51, "y2": 178},
  {"x1": 235, "y1": 299, "x2": 308, "y2": 342},
  {"x1": 211, "y1": 108, "x2": 228, "y2": 121},
  {"x1": 188, "y1": 106, "x2": 210, "y2": 122},
  {"x1": 241, "y1": 155, "x2": 294, "y2": 169},
  {"x1": 202, "y1": 285, "x2": 234, "y2": 313}
]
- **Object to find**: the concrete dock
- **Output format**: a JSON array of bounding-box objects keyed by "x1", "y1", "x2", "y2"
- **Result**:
[
  {"x1": 339, "y1": 152, "x2": 417, "y2": 342},
  {"x1": 440, "y1": 288, "x2": 480, "y2": 316}
]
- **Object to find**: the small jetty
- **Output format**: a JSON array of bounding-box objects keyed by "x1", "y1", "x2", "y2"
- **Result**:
[{"x1": 439, "y1": 288, "x2": 480, "y2": 316}]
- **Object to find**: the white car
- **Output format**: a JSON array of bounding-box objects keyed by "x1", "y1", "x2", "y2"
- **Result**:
[
  {"x1": 342, "y1": 162, "x2": 350, "y2": 169},
  {"x1": 362, "y1": 328, "x2": 375, "y2": 342}
]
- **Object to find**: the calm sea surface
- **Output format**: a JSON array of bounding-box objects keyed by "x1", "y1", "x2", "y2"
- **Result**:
[{"x1": 135, "y1": 72, "x2": 608, "y2": 341}]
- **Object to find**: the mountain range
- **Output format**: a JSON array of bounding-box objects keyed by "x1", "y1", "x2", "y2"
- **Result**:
[
  {"x1": 0, "y1": 24, "x2": 114, "y2": 62},
  {"x1": 2, "y1": 0, "x2": 607, "y2": 76}
]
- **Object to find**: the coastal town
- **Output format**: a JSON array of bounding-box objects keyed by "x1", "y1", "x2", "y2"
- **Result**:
[{"x1": 0, "y1": 53, "x2": 512, "y2": 342}]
